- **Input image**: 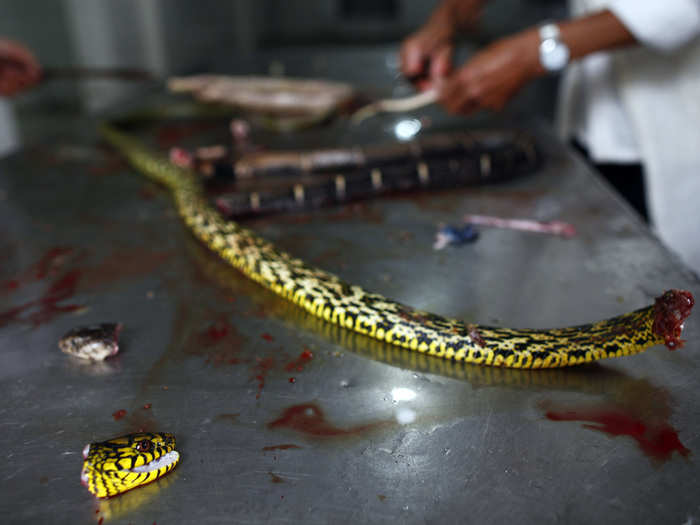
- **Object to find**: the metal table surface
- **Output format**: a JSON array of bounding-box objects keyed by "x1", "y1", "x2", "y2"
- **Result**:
[{"x1": 2, "y1": 50, "x2": 700, "y2": 525}]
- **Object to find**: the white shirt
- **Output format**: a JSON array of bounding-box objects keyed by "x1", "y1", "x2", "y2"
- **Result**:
[
  {"x1": 559, "y1": 0, "x2": 700, "y2": 163},
  {"x1": 557, "y1": 0, "x2": 700, "y2": 274}
]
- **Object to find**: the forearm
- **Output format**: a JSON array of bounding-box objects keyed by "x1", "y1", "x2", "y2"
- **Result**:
[
  {"x1": 559, "y1": 9, "x2": 637, "y2": 61},
  {"x1": 515, "y1": 10, "x2": 638, "y2": 78},
  {"x1": 425, "y1": 0, "x2": 488, "y2": 37}
]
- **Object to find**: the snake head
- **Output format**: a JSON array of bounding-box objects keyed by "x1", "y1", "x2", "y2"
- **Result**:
[{"x1": 81, "y1": 432, "x2": 179, "y2": 498}]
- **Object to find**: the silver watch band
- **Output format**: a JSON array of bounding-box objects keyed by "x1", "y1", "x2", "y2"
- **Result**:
[{"x1": 539, "y1": 23, "x2": 561, "y2": 41}]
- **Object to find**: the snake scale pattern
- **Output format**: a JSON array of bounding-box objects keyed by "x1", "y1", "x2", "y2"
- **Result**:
[
  {"x1": 81, "y1": 432, "x2": 179, "y2": 498},
  {"x1": 100, "y1": 123, "x2": 693, "y2": 370}
]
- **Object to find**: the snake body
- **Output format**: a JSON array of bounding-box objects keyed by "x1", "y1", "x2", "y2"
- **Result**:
[
  {"x1": 81, "y1": 432, "x2": 179, "y2": 498},
  {"x1": 100, "y1": 123, "x2": 693, "y2": 369},
  {"x1": 218, "y1": 131, "x2": 539, "y2": 217}
]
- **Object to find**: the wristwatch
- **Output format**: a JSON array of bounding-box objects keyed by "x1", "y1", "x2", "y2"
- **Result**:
[{"x1": 538, "y1": 23, "x2": 570, "y2": 72}]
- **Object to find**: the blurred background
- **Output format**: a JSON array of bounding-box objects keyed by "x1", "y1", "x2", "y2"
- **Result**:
[{"x1": 0, "y1": 0, "x2": 564, "y2": 151}]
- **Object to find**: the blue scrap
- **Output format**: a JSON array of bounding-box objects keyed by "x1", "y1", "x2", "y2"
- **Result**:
[{"x1": 434, "y1": 224, "x2": 479, "y2": 250}]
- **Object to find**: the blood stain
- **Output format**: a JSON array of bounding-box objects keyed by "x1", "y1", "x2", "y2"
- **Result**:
[
  {"x1": 285, "y1": 348, "x2": 313, "y2": 372},
  {"x1": 0, "y1": 269, "x2": 84, "y2": 329},
  {"x1": 143, "y1": 403, "x2": 152, "y2": 410},
  {"x1": 207, "y1": 321, "x2": 230, "y2": 342},
  {"x1": 262, "y1": 444, "x2": 302, "y2": 451},
  {"x1": 215, "y1": 413, "x2": 240, "y2": 424},
  {"x1": 98, "y1": 517, "x2": 103, "y2": 525},
  {"x1": 186, "y1": 316, "x2": 246, "y2": 366},
  {"x1": 545, "y1": 405, "x2": 691, "y2": 463},
  {"x1": 253, "y1": 357, "x2": 276, "y2": 399},
  {"x1": 80, "y1": 250, "x2": 172, "y2": 289},
  {"x1": 112, "y1": 409, "x2": 127, "y2": 421},
  {"x1": 268, "y1": 403, "x2": 391, "y2": 438},
  {"x1": 268, "y1": 472, "x2": 284, "y2": 483},
  {"x1": 288, "y1": 377, "x2": 296, "y2": 383},
  {"x1": 261, "y1": 333, "x2": 274, "y2": 342}
]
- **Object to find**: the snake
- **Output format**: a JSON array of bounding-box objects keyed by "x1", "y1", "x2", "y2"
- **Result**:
[
  {"x1": 81, "y1": 432, "x2": 179, "y2": 498},
  {"x1": 82, "y1": 124, "x2": 693, "y2": 498},
  {"x1": 98, "y1": 122, "x2": 694, "y2": 370},
  {"x1": 216, "y1": 130, "x2": 539, "y2": 217}
]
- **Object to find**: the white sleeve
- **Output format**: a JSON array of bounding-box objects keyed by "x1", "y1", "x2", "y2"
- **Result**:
[{"x1": 608, "y1": 0, "x2": 700, "y2": 52}]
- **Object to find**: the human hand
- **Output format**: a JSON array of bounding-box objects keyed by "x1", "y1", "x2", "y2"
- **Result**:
[
  {"x1": 439, "y1": 29, "x2": 542, "y2": 115},
  {"x1": 400, "y1": 0, "x2": 485, "y2": 91},
  {"x1": 400, "y1": 25, "x2": 455, "y2": 91},
  {"x1": 0, "y1": 39, "x2": 41, "y2": 96}
]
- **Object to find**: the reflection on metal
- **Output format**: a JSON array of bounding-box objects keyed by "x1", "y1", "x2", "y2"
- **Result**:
[
  {"x1": 185, "y1": 236, "x2": 671, "y2": 396},
  {"x1": 395, "y1": 407, "x2": 417, "y2": 425},
  {"x1": 391, "y1": 387, "x2": 417, "y2": 402},
  {"x1": 394, "y1": 118, "x2": 422, "y2": 141},
  {"x1": 98, "y1": 471, "x2": 180, "y2": 521}
]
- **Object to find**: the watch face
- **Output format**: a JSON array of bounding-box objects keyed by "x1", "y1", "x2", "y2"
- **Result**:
[{"x1": 540, "y1": 39, "x2": 570, "y2": 71}]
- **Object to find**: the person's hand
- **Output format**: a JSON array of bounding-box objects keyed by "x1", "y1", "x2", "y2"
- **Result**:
[
  {"x1": 400, "y1": 24, "x2": 455, "y2": 91},
  {"x1": 399, "y1": 0, "x2": 483, "y2": 91},
  {"x1": 439, "y1": 29, "x2": 543, "y2": 115},
  {"x1": 0, "y1": 39, "x2": 41, "y2": 96}
]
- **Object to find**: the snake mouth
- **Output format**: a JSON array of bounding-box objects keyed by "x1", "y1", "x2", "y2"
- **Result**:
[{"x1": 128, "y1": 450, "x2": 180, "y2": 474}]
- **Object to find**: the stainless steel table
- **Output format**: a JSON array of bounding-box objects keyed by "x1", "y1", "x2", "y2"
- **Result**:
[{"x1": 1, "y1": 50, "x2": 699, "y2": 525}]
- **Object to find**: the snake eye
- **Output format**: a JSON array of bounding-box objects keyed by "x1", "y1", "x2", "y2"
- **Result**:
[{"x1": 136, "y1": 439, "x2": 152, "y2": 453}]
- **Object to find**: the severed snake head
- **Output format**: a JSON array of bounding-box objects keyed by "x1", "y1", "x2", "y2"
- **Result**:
[{"x1": 81, "y1": 432, "x2": 179, "y2": 498}]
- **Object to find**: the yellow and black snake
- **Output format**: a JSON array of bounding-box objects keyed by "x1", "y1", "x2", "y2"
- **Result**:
[
  {"x1": 81, "y1": 432, "x2": 179, "y2": 498},
  {"x1": 99, "y1": 123, "x2": 693, "y2": 370}
]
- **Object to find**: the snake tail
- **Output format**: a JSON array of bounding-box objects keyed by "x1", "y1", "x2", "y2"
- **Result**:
[{"x1": 99, "y1": 123, "x2": 694, "y2": 369}]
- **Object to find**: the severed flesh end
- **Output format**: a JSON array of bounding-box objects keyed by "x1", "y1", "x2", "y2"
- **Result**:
[
  {"x1": 652, "y1": 290, "x2": 694, "y2": 349},
  {"x1": 58, "y1": 323, "x2": 122, "y2": 361}
]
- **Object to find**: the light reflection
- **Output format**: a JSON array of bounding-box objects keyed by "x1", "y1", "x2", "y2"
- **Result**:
[
  {"x1": 391, "y1": 387, "x2": 417, "y2": 402},
  {"x1": 396, "y1": 407, "x2": 416, "y2": 425},
  {"x1": 394, "y1": 118, "x2": 421, "y2": 141}
]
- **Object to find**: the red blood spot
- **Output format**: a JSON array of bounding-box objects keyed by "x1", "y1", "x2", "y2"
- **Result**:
[
  {"x1": 0, "y1": 269, "x2": 83, "y2": 329},
  {"x1": 112, "y1": 409, "x2": 127, "y2": 421},
  {"x1": 268, "y1": 472, "x2": 284, "y2": 483},
  {"x1": 3, "y1": 279, "x2": 19, "y2": 292},
  {"x1": 467, "y1": 324, "x2": 485, "y2": 347},
  {"x1": 215, "y1": 413, "x2": 240, "y2": 424},
  {"x1": 34, "y1": 247, "x2": 74, "y2": 279},
  {"x1": 253, "y1": 357, "x2": 276, "y2": 399},
  {"x1": 207, "y1": 321, "x2": 230, "y2": 342},
  {"x1": 288, "y1": 377, "x2": 296, "y2": 383},
  {"x1": 98, "y1": 518, "x2": 103, "y2": 525},
  {"x1": 143, "y1": 403, "x2": 152, "y2": 410},
  {"x1": 285, "y1": 348, "x2": 313, "y2": 372},
  {"x1": 262, "y1": 444, "x2": 301, "y2": 451},
  {"x1": 0, "y1": 247, "x2": 84, "y2": 328},
  {"x1": 268, "y1": 403, "x2": 391, "y2": 438},
  {"x1": 652, "y1": 289, "x2": 694, "y2": 349},
  {"x1": 188, "y1": 317, "x2": 246, "y2": 366},
  {"x1": 545, "y1": 406, "x2": 691, "y2": 463},
  {"x1": 261, "y1": 333, "x2": 274, "y2": 342}
]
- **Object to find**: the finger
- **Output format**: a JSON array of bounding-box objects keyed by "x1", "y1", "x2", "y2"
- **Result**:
[
  {"x1": 400, "y1": 41, "x2": 426, "y2": 77},
  {"x1": 430, "y1": 45, "x2": 453, "y2": 80}
]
